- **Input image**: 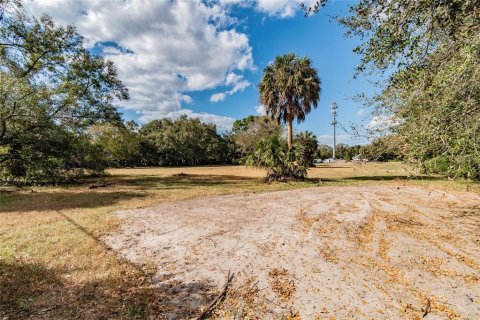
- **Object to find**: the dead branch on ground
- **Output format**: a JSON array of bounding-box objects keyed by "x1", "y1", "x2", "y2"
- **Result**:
[{"x1": 192, "y1": 271, "x2": 234, "y2": 320}]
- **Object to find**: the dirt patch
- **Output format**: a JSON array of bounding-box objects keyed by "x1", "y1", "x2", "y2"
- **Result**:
[{"x1": 106, "y1": 186, "x2": 480, "y2": 319}]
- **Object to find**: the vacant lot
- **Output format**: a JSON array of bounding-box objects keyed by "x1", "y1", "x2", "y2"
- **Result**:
[
  {"x1": 109, "y1": 186, "x2": 480, "y2": 319},
  {"x1": 1, "y1": 163, "x2": 479, "y2": 319}
]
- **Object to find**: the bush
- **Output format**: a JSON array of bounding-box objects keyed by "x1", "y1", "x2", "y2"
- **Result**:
[
  {"x1": 247, "y1": 134, "x2": 307, "y2": 182},
  {"x1": 293, "y1": 131, "x2": 318, "y2": 167},
  {"x1": 422, "y1": 156, "x2": 451, "y2": 175},
  {"x1": 0, "y1": 131, "x2": 108, "y2": 185},
  {"x1": 422, "y1": 155, "x2": 480, "y2": 179}
]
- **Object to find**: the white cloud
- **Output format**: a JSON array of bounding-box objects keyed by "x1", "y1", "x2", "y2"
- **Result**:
[
  {"x1": 230, "y1": 80, "x2": 250, "y2": 93},
  {"x1": 255, "y1": 104, "x2": 266, "y2": 115},
  {"x1": 366, "y1": 115, "x2": 396, "y2": 133},
  {"x1": 317, "y1": 133, "x2": 353, "y2": 145},
  {"x1": 256, "y1": 0, "x2": 297, "y2": 18},
  {"x1": 220, "y1": 0, "x2": 317, "y2": 19},
  {"x1": 24, "y1": 0, "x2": 315, "y2": 129},
  {"x1": 180, "y1": 94, "x2": 193, "y2": 104},
  {"x1": 210, "y1": 92, "x2": 227, "y2": 103},
  {"x1": 219, "y1": 0, "x2": 244, "y2": 5},
  {"x1": 24, "y1": 0, "x2": 254, "y2": 129},
  {"x1": 209, "y1": 72, "x2": 250, "y2": 103},
  {"x1": 139, "y1": 109, "x2": 235, "y2": 132},
  {"x1": 102, "y1": 46, "x2": 123, "y2": 56},
  {"x1": 254, "y1": 0, "x2": 318, "y2": 18},
  {"x1": 356, "y1": 108, "x2": 366, "y2": 117},
  {"x1": 225, "y1": 72, "x2": 243, "y2": 86}
]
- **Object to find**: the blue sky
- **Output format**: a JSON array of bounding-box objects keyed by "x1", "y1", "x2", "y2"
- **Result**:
[
  {"x1": 193, "y1": 1, "x2": 374, "y2": 145},
  {"x1": 25, "y1": 0, "x2": 376, "y2": 146}
]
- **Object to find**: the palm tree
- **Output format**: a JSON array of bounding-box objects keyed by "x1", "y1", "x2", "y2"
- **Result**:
[{"x1": 259, "y1": 53, "x2": 321, "y2": 149}]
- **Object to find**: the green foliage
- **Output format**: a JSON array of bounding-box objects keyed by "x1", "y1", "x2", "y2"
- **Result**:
[
  {"x1": 232, "y1": 115, "x2": 282, "y2": 163},
  {"x1": 336, "y1": 0, "x2": 480, "y2": 179},
  {"x1": 359, "y1": 136, "x2": 403, "y2": 162},
  {"x1": 232, "y1": 115, "x2": 255, "y2": 134},
  {"x1": 337, "y1": 144, "x2": 357, "y2": 161},
  {"x1": 0, "y1": 2, "x2": 128, "y2": 184},
  {"x1": 423, "y1": 156, "x2": 451, "y2": 175},
  {"x1": 0, "y1": 126, "x2": 107, "y2": 184},
  {"x1": 247, "y1": 134, "x2": 307, "y2": 182},
  {"x1": 259, "y1": 53, "x2": 321, "y2": 147},
  {"x1": 293, "y1": 131, "x2": 318, "y2": 166},
  {"x1": 315, "y1": 144, "x2": 333, "y2": 159},
  {"x1": 138, "y1": 116, "x2": 229, "y2": 166},
  {"x1": 88, "y1": 122, "x2": 141, "y2": 167}
]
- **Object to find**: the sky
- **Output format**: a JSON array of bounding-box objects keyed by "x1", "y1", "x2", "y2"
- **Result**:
[{"x1": 24, "y1": 0, "x2": 378, "y2": 146}]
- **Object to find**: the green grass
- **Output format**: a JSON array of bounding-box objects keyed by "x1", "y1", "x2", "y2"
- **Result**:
[{"x1": 1, "y1": 162, "x2": 478, "y2": 319}]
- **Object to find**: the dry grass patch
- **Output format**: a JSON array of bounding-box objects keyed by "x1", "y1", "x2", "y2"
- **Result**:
[
  {"x1": 1, "y1": 163, "x2": 479, "y2": 319},
  {"x1": 0, "y1": 167, "x2": 315, "y2": 319},
  {"x1": 268, "y1": 268, "x2": 296, "y2": 301}
]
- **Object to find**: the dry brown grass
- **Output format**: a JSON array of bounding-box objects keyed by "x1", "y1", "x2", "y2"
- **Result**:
[
  {"x1": 268, "y1": 268, "x2": 296, "y2": 301},
  {"x1": 1, "y1": 162, "x2": 479, "y2": 319}
]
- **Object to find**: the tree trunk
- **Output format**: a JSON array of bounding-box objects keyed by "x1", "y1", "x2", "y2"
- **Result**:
[{"x1": 287, "y1": 115, "x2": 293, "y2": 149}]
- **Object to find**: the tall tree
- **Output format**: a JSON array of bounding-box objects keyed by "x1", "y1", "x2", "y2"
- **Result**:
[
  {"x1": 232, "y1": 115, "x2": 282, "y2": 162},
  {"x1": 258, "y1": 53, "x2": 321, "y2": 149},
  {"x1": 88, "y1": 122, "x2": 141, "y2": 167},
  {"x1": 305, "y1": 0, "x2": 480, "y2": 178},
  {"x1": 0, "y1": 1, "x2": 128, "y2": 183},
  {"x1": 138, "y1": 116, "x2": 228, "y2": 166}
]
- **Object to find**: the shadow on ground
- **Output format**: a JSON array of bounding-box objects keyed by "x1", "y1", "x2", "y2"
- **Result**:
[
  {"x1": 113, "y1": 173, "x2": 264, "y2": 190},
  {"x1": 0, "y1": 205, "x2": 218, "y2": 319},
  {"x1": 347, "y1": 175, "x2": 442, "y2": 181},
  {"x1": 1, "y1": 172, "x2": 444, "y2": 213},
  {"x1": 304, "y1": 174, "x2": 440, "y2": 184},
  {"x1": 0, "y1": 191, "x2": 145, "y2": 213},
  {"x1": 0, "y1": 258, "x2": 217, "y2": 320}
]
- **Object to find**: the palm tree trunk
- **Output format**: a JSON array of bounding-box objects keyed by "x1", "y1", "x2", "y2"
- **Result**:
[{"x1": 287, "y1": 115, "x2": 293, "y2": 149}]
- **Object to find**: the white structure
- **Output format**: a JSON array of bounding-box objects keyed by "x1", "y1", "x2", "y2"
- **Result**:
[{"x1": 331, "y1": 101, "x2": 338, "y2": 160}]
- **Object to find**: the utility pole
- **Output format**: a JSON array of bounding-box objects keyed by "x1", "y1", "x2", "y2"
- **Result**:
[{"x1": 331, "y1": 101, "x2": 338, "y2": 160}]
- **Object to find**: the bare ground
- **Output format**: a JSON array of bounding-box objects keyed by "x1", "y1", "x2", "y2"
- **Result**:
[{"x1": 106, "y1": 186, "x2": 480, "y2": 319}]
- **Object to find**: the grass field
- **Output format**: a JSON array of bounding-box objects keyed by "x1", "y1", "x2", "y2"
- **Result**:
[{"x1": 0, "y1": 162, "x2": 478, "y2": 319}]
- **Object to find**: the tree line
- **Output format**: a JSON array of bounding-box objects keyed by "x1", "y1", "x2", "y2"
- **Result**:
[
  {"x1": 307, "y1": 0, "x2": 480, "y2": 179},
  {"x1": 0, "y1": 2, "x2": 322, "y2": 184},
  {"x1": 4, "y1": 0, "x2": 477, "y2": 184}
]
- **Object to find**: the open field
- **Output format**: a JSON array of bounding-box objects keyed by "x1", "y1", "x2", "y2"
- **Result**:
[
  {"x1": 1, "y1": 162, "x2": 479, "y2": 319},
  {"x1": 109, "y1": 161, "x2": 414, "y2": 182},
  {"x1": 109, "y1": 186, "x2": 480, "y2": 319}
]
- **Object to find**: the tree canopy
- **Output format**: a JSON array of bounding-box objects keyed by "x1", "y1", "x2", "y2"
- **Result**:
[
  {"x1": 232, "y1": 115, "x2": 282, "y2": 162},
  {"x1": 259, "y1": 53, "x2": 321, "y2": 148},
  {"x1": 0, "y1": 1, "x2": 128, "y2": 183},
  {"x1": 139, "y1": 116, "x2": 229, "y2": 166},
  {"x1": 306, "y1": 0, "x2": 480, "y2": 178}
]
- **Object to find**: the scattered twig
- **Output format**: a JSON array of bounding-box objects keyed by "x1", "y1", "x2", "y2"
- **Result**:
[
  {"x1": 138, "y1": 270, "x2": 149, "y2": 285},
  {"x1": 37, "y1": 305, "x2": 57, "y2": 314},
  {"x1": 395, "y1": 218, "x2": 424, "y2": 226},
  {"x1": 205, "y1": 237, "x2": 216, "y2": 248},
  {"x1": 247, "y1": 280, "x2": 259, "y2": 294},
  {"x1": 228, "y1": 240, "x2": 241, "y2": 254},
  {"x1": 422, "y1": 298, "x2": 431, "y2": 318},
  {"x1": 88, "y1": 182, "x2": 111, "y2": 189},
  {"x1": 192, "y1": 271, "x2": 234, "y2": 320}
]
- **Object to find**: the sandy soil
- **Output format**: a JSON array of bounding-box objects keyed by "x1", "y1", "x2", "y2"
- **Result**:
[{"x1": 106, "y1": 186, "x2": 480, "y2": 319}]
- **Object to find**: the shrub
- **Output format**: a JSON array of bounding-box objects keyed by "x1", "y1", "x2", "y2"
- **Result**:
[
  {"x1": 247, "y1": 134, "x2": 307, "y2": 182},
  {"x1": 293, "y1": 131, "x2": 318, "y2": 167}
]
